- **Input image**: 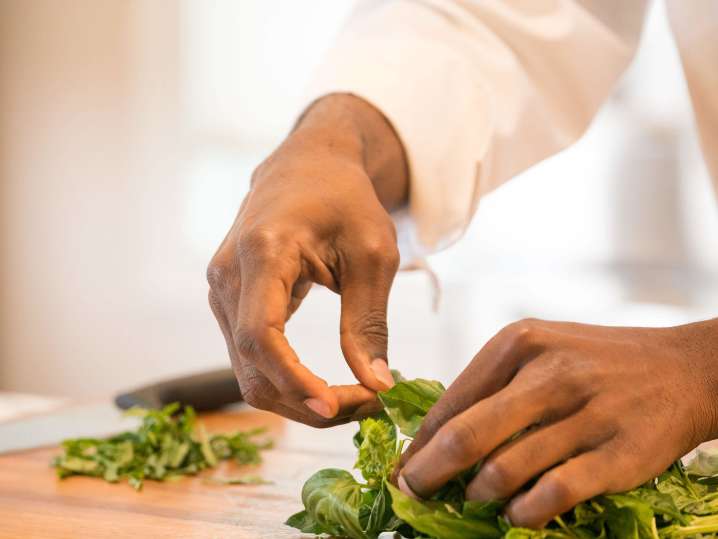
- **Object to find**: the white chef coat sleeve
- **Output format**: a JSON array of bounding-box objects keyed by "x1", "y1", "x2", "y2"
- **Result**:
[
  {"x1": 667, "y1": 0, "x2": 718, "y2": 187},
  {"x1": 305, "y1": 0, "x2": 648, "y2": 262}
]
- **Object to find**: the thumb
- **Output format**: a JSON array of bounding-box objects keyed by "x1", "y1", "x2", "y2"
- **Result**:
[{"x1": 339, "y1": 250, "x2": 398, "y2": 392}]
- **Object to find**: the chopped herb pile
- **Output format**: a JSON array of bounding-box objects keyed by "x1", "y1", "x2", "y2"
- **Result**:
[
  {"x1": 286, "y1": 377, "x2": 718, "y2": 538},
  {"x1": 52, "y1": 403, "x2": 272, "y2": 490}
]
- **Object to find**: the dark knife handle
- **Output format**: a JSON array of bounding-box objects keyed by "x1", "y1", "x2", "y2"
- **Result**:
[{"x1": 114, "y1": 368, "x2": 242, "y2": 411}]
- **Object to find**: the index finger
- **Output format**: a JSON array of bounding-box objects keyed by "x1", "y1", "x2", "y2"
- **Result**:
[
  {"x1": 234, "y1": 262, "x2": 344, "y2": 417},
  {"x1": 397, "y1": 320, "x2": 547, "y2": 472}
]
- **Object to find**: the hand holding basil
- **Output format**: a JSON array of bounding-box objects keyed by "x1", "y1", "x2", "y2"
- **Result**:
[{"x1": 286, "y1": 377, "x2": 718, "y2": 538}]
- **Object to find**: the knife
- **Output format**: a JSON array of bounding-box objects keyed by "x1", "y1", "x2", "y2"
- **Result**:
[{"x1": 0, "y1": 368, "x2": 242, "y2": 455}]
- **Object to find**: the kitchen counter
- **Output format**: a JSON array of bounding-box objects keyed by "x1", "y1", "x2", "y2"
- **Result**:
[
  {"x1": 0, "y1": 407, "x2": 358, "y2": 538},
  {"x1": 0, "y1": 392, "x2": 65, "y2": 423}
]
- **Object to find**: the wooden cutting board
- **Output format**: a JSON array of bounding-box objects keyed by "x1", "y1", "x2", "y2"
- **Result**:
[{"x1": 0, "y1": 407, "x2": 358, "y2": 539}]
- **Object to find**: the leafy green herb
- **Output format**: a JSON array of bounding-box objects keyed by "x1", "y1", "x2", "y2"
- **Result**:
[
  {"x1": 286, "y1": 377, "x2": 718, "y2": 538},
  {"x1": 354, "y1": 415, "x2": 397, "y2": 487},
  {"x1": 52, "y1": 403, "x2": 272, "y2": 490},
  {"x1": 378, "y1": 378, "x2": 445, "y2": 437},
  {"x1": 287, "y1": 469, "x2": 366, "y2": 538},
  {"x1": 387, "y1": 482, "x2": 503, "y2": 539}
]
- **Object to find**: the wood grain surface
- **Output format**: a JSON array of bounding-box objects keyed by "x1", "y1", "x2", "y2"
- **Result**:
[{"x1": 0, "y1": 406, "x2": 359, "y2": 538}]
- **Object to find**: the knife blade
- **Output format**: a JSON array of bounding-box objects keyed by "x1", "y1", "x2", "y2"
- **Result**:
[
  {"x1": 114, "y1": 367, "x2": 241, "y2": 411},
  {"x1": 0, "y1": 367, "x2": 242, "y2": 454}
]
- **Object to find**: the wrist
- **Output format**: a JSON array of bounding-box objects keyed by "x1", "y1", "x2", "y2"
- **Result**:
[
  {"x1": 673, "y1": 318, "x2": 718, "y2": 442},
  {"x1": 288, "y1": 94, "x2": 409, "y2": 211}
]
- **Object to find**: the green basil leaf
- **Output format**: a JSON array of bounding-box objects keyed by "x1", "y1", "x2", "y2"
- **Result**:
[
  {"x1": 298, "y1": 468, "x2": 368, "y2": 539},
  {"x1": 463, "y1": 499, "x2": 503, "y2": 520},
  {"x1": 602, "y1": 495, "x2": 655, "y2": 539},
  {"x1": 379, "y1": 379, "x2": 445, "y2": 437},
  {"x1": 359, "y1": 483, "x2": 399, "y2": 537},
  {"x1": 387, "y1": 482, "x2": 502, "y2": 539},
  {"x1": 619, "y1": 488, "x2": 685, "y2": 523},
  {"x1": 285, "y1": 510, "x2": 323, "y2": 534}
]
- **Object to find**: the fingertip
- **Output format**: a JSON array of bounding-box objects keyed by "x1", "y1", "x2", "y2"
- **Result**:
[
  {"x1": 330, "y1": 384, "x2": 381, "y2": 419},
  {"x1": 286, "y1": 362, "x2": 341, "y2": 416},
  {"x1": 303, "y1": 398, "x2": 335, "y2": 419},
  {"x1": 339, "y1": 330, "x2": 391, "y2": 393},
  {"x1": 504, "y1": 492, "x2": 524, "y2": 523},
  {"x1": 505, "y1": 492, "x2": 546, "y2": 529},
  {"x1": 370, "y1": 358, "x2": 395, "y2": 389},
  {"x1": 398, "y1": 474, "x2": 420, "y2": 500}
]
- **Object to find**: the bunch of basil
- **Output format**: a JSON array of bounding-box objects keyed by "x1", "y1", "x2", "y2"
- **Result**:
[{"x1": 286, "y1": 377, "x2": 718, "y2": 539}]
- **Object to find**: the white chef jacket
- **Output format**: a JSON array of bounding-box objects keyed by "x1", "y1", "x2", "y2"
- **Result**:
[{"x1": 306, "y1": 0, "x2": 718, "y2": 260}]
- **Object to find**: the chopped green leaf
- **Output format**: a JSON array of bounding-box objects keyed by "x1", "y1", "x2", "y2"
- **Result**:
[{"x1": 52, "y1": 403, "x2": 271, "y2": 490}]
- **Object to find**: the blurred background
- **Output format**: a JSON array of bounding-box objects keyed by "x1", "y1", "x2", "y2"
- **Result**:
[{"x1": 1, "y1": 0, "x2": 716, "y2": 400}]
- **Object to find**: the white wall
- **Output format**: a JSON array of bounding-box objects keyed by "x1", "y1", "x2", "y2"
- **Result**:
[
  {"x1": 0, "y1": 0, "x2": 211, "y2": 395},
  {"x1": 1, "y1": 1, "x2": 716, "y2": 397}
]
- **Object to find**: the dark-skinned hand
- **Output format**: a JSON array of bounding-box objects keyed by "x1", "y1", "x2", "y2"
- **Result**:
[
  {"x1": 396, "y1": 317, "x2": 718, "y2": 528},
  {"x1": 207, "y1": 94, "x2": 408, "y2": 427}
]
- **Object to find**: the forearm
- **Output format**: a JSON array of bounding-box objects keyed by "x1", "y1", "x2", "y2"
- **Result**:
[{"x1": 287, "y1": 93, "x2": 409, "y2": 212}]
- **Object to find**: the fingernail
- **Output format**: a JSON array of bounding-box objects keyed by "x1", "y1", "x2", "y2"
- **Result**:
[
  {"x1": 371, "y1": 359, "x2": 395, "y2": 388},
  {"x1": 398, "y1": 474, "x2": 420, "y2": 500},
  {"x1": 505, "y1": 493, "x2": 527, "y2": 527},
  {"x1": 465, "y1": 476, "x2": 498, "y2": 502},
  {"x1": 304, "y1": 398, "x2": 333, "y2": 419}
]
